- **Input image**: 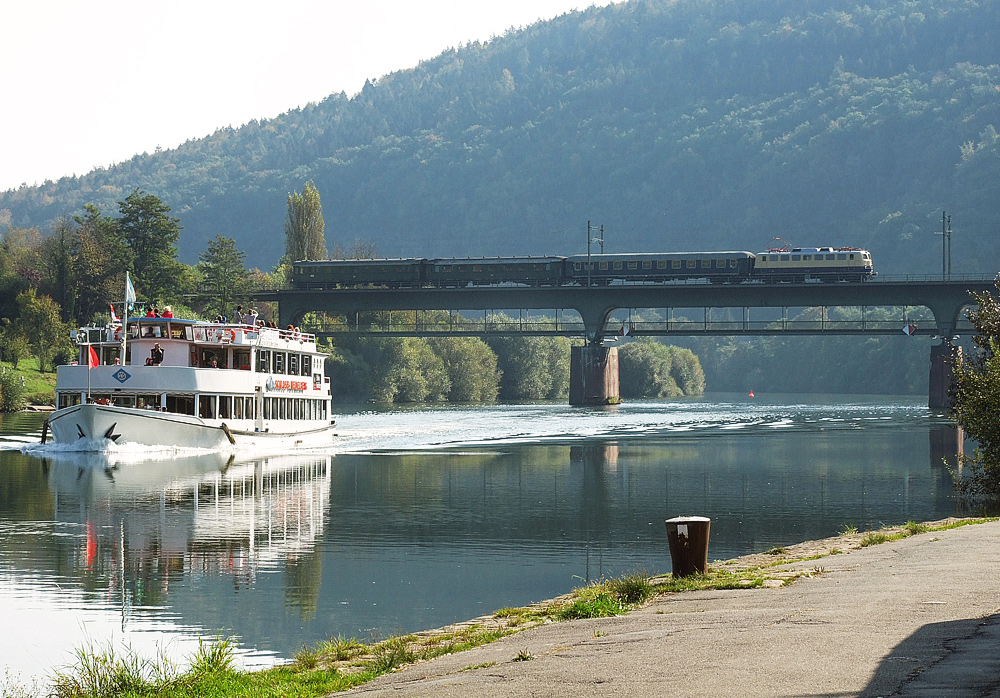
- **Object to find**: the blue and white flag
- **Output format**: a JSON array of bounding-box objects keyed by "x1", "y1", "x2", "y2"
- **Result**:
[{"x1": 125, "y1": 272, "x2": 136, "y2": 310}]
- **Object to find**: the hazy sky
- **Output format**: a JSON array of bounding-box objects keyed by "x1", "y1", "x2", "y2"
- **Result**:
[{"x1": 0, "y1": 0, "x2": 598, "y2": 193}]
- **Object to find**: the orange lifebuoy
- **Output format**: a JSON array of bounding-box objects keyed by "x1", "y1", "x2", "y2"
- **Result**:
[
  {"x1": 114, "y1": 327, "x2": 122, "y2": 340},
  {"x1": 226, "y1": 329, "x2": 236, "y2": 341}
]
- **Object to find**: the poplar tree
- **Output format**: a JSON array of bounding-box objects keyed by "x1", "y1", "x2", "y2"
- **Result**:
[{"x1": 284, "y1": 181, "x2": 327, "y2": 261}]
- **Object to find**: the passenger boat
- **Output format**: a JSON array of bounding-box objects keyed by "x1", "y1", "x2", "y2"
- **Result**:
[{"x1": 46, "y1": 315, "x2": 336, "y2": 450}]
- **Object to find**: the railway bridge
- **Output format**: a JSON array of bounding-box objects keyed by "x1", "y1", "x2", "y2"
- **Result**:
[{"x1": 259, "y1": 275, "x2": 996, "y2": 408}]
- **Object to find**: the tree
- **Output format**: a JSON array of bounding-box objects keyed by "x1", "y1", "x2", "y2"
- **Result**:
[
  {"x1": 39, "y1": 217, "x2": 77, "y2": 322},
  {"x1": 117, "y1": 189, "x2": 186, "y2": 303},
  {"x1": 951, "y1": 279, "x2": 1000, "y2": 500},
  {"x1": 197, "y1": 235, "x2": 252, "y2": 320},
  {"x1": 429, "y1": 337, "x2": 500, "y2": 401},
  {"x1": 14, "y1": 289, "x2": 66, "y2": 372},
  {"x1": 284, "y1": 181, "x2": 327, "y2": 261},
  {"x1": 72, "y1": 204, "x2": 127, "y2": 324}
]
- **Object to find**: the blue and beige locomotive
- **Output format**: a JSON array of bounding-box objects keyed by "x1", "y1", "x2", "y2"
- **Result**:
[{"x1": 291, "y1": 247, "x2": 874, "y2": 289}]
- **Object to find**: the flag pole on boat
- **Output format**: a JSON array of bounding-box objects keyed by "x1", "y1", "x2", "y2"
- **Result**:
[{"x1": 123, "y1": 272, "x2": 136, "y2": 364}]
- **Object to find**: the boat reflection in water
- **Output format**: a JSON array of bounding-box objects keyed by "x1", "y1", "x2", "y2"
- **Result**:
[{"x1": 20, "y1": 450, "x2": 332, "y2": 676}]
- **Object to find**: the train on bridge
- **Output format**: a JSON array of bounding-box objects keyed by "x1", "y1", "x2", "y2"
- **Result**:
[{"x1": 292, "y1": 247, "x2": 875, "y2": 289}]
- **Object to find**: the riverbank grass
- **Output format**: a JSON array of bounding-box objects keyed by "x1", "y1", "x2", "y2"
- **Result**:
[{"x1": 39, "y1": 517, "x2": 998, "y2": 698}]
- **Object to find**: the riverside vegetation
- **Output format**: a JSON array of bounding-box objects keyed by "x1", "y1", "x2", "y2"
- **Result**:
[{"x1": 7, "y1": 518, "x2": 991, "y2": 698}]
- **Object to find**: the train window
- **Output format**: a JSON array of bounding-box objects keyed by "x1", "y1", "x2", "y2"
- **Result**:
[
  {"x1": 849, "y1": 254, "x2": 855, "y2": 260},
  {"x1": 657, "y1": 261, "x2": 667, "y2": 269},
  {"x1": 642, "y1": 261, "x2": 652, "y2": 269},
  {"x1": 716, "y1": 259, "x2": 726, "y2": 267},
  {"x1": 802, "y1": 255, "x2": 811, "y2": 260},
  {"x1": 574, "y1": 263, "x2": 582, "y2": 271},
  {"x1": 837, "y1": 254, "x2": 847, "y2": 260},
  {"x1": 686, "y1": 260, "x2": 696, "y2": 269},
  {"x1": 613, "y1": 261, "x2": 623, "y2": 270},
  {"x1": 672, "y1": 260, "x2": 681, "y2": 269},
  {"x1": 701, "y1": 260, "x2": 711, "y2": 268},
  {"x1": 730, "y1": 260, "x2": 738, "y2": 267},
  {"x1": 781, "y1": 255, "x2": 790, "y2": 261},
  {"x1": 826, "y1": 254, "x2": 835, "y2": 260},
  {"x1": 759, "y1": 255, "x2": 767, "y2": 261},
  {"x1": 599, "y1": 262, "x2": 609, "y2": 270},
  {"x1": 792, "y1": 255, "x2": 800, "y2": 261},
  {"x1": 627, "y1": 261, "x2": 637, "y2": 270},
  {"x1": 473, "y1": 265, "x2": 482, "y2": 272}
]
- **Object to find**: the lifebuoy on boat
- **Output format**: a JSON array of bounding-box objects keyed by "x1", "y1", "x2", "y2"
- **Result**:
[
  {"x1": 114, "y1": 327, "x2": 122, "y2": 341},
  {"x1": 226, "y1": 329, "x2": 236, "y2": 341}
]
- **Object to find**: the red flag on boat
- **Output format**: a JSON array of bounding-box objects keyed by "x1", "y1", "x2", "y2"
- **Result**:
[
  {"x1": 88, "y1": 346, "x2": 99, "y2": 369},
  {"x1": 110, "y1": 304, "x2": 119, "y2": 323}
]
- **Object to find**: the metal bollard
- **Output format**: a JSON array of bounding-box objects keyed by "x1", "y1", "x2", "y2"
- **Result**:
[{"x1": 665, "y1": 516, "x2": 711, "y2": 577}]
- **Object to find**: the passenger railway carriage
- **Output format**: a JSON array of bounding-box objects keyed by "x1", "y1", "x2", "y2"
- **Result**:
[{"x1": 565, "y1": 252, "x2": 754, "y2": 284}]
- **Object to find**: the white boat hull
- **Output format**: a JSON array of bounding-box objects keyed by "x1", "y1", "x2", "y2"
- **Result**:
[{"x1": 46, "y1": 404, "x2": 337, "y2": 451}]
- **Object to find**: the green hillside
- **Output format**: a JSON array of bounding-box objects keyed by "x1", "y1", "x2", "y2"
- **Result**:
[{"x1": 2, "y1": 0, "x2": 998, "y2": 274}]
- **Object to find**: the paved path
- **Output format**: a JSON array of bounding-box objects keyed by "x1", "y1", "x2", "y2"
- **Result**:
[{"x1": 350, "y1": 520, "x2": 1000, "y2": 697}]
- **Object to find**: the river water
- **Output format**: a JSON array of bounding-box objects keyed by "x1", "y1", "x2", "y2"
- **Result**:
[{"x1": 0, "y1": 395, "x2": 965, "y2": 684}]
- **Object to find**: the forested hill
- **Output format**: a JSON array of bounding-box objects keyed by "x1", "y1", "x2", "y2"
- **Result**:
[{"x1": 2, "y1": 0, "x2": 999, "y2": 273}]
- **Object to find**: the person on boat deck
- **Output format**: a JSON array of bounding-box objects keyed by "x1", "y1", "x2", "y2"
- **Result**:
[
  {"x1": 210, "y1": 359, "x2": 219, "y2": 368},
  {"x1": 150, "y1": 343, "x2": 164, "y2": 365},
  {"x1": 162, "y1": 306, "x2": 174, "y2": 318},
  {"x1": 234, "y1": 305, "x2": 244, "y2": 323},
  {"x1": 145, "y1": 307, "x2": 156, "y2": 318}
]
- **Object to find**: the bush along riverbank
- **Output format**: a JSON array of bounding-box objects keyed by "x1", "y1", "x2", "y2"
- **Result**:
[{"x1": 16, "y1": 517, "x2": 993, "y2": 698}]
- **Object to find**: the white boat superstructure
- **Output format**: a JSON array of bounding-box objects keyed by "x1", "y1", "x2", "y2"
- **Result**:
[{"x1": 47, "y1": 317, "x2": 336, "y2": 449}]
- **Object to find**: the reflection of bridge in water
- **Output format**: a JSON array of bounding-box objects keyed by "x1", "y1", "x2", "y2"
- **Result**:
[{"x1": 262, "y1": 276, "x2": 996, "y2": 407}]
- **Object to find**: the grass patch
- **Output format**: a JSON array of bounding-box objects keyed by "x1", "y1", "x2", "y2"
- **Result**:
[
  {"x1": 765, "y1": 546, "x2": 787, "y2": 555},
  {"x1": 1, "y1": 358, "x2": 56, "y2": 406}
]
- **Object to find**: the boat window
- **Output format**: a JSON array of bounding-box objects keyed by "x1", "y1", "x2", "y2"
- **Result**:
[
  {"x1": 263, "y1": 399, "x2": 271, "y2": 420},
  {"x1": 302, "y1": 357, "x2": 313, "y2": 377},
  {"x1": 219, "y1": 396, "x2": 232, "y2": 419},
  {"x1": 244, "y1": 397, "x2": 254, "y2": 419},
  {"x1": 90, "y1": 394, "x2": 112, "y2": 405},
  {"x1": 234, "y1": 397, "x2": 243, "y2": 420},
  {"x1": 57, "y1": 393, "x2": 82, "y2": 409},
  {"x1": 141, "y1": 323, "x2": 166, "y2": 339},
  {"x1": 137, "y1": 394, "x2": 160, "y2": 410},
  {"x1": 273, "y1": 352, "x2": 286, "y2": 374},
  {"x1": 257, "y1": 350, "x2": 270, "y2": 373},
  {"x1": 234, "y1": 350, "x2": 251, "y2": 370},
  {"x1": 166, "y1": 395, "x2": 195, "y2": 415},
  {"x1": 199, "y1": 395, "x2": 216, "y2": 419},
  {"x1": 289, "y1": 354, "x2": 299, "y2": 375},
  {"x1": 169, "y1": 324, "x2": 188, "y2": 340}
]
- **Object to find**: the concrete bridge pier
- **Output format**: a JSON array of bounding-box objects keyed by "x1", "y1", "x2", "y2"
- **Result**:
[
  {"x1": 928, "y1": 341, "x2": 962, "y2": 409},
  {"x1": 569, "y1": 344, "x2": 621, "y2": 406}
]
